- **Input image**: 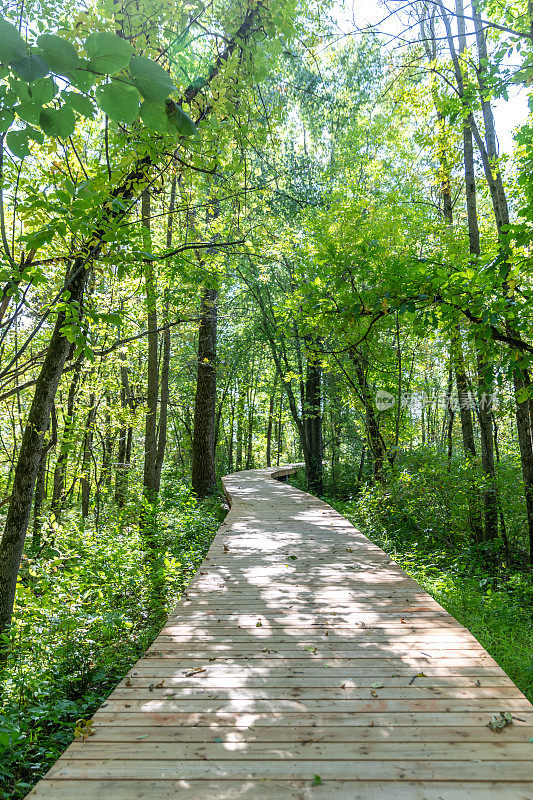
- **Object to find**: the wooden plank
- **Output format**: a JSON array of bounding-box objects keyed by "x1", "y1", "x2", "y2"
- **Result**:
[
  {"x1": 26, "y1": 780, "x2": 533, "y2": 800},
  {"x1": 82, "y1": 724, "x2": 533, "y2": 743},
  {"x1": 92, "y1": 711, "x2": 533, "y2": 727},
  {"x1": 45, "y1": 759, "x2": 533, "y2": 780},
  {"x1": 26, "y1": 465, "x2": 533, "y2": 800},
  {"x1": 63, "y1": 741, "x2": 533, "y2": 761}
]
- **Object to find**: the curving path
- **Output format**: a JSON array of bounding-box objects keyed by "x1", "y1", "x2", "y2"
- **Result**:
[{"x1": 28, "y1": 466, "x2": 533, "y2": 799}]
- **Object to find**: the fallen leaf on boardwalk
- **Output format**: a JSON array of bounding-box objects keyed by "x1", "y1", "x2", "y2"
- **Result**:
[
  {"x1": 125, "y1": 678, "x2": 133, "y2": 687},
  {"x1": 312, "y1": 775, "x2": 322, "y2": 785},
  {"x1": 475, "y1": 680, "x2": 481, "y2": 687},
  {"x1": 487, "y1": 712, "x2": 513, "y2": 732},
  {"x1": 149, "y1": 683, "x2": 155, "y2": 692},
  {"x1": 371, "y1": 682, "x2": 384, "y2": 689},
  {"x1": 74, "y1": 719, "x2": 94, "y2": 741},
  {"x1": 400, "y1": 618, "x2": 406, "y2": 624},
  {"x1": 223, "y1": 544, "x2": 229, "y2": 552},
  {"x1": 288, "y1": 555, "x2": 297, "y2": 560},
  {"x1": 136, "y1": 734, "x2": 149, "y2": 740},
  {"x1": 184, "y1": 667, "x2": 206, "y2": 677},
  {"x1": 256, "y1": 621, "x2": 262, "y2": 627},
  {"x1": 370, "y1": 689, "x2": 378, "y2": 698},
  {"x1": 324, "y1": 664, "x2": 330, "y2": 669},
  {"x1": 305, "y1": 646, "x2": 318, "y2": 654},
  {"x1": 409, "y1": 673, "x2": 426, "y2": 685},
  {"x1": 214, "y1": 737, "x2": 223, "y2": 743},
  {"x1": 346, "y1": 548, "x2": 353, "y2": 553}
]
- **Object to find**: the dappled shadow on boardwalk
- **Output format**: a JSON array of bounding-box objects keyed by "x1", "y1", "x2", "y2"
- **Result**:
[{"x1": 27, "y1": 467, "x2": 533, "y2": 800}]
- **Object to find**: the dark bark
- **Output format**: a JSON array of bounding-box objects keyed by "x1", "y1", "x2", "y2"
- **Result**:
[
  {"x1": 81, "y1": 393, "x2": 96, "y2": 519},
  {"x1": 154, "y1": 173, "x2": 177, "y2": 492},
  {"x1": 476, "y1": 355, "x2": 498, "y2": 540},
  {"x1": 115, "y1": 365, "x2": 131, "y2": 507},
  {"x1": 32, "y1": 407, "x2": 56, "y2": 553},
  {"x1": 266, "y1": 377, "x2": 277, "y2": 468},
  {"x1": 236, "y1": 391, "x2": 244, "y2": 471},
  {"x1": 141, "y1": 190, "x2": 159, "y2": 520},
  {"x1": 452, "y1": 332, "x2": 483, "y2": 541},
  {"x1": 51, "y1": 356, "x2": 83, "y2": 520},
  {"x1": 191, "y1": 287, "x2": 217, "y2": 497},
  {"x1": 304, "y1": 350, "x2": 323, "y2": 493},
  {"x1": 155, "y1": 297, "x2": 170, "y2": 494},
  {"x1": 350, "y1": 350, "x2": 388, "y2": 484}
]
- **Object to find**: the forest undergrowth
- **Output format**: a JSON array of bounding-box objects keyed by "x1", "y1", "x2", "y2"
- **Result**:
[
  {"x1": 0, "y1": 471, "x2": 223, "y2": 800},
  {"x1": 291, "y1": 455, "x2": 533, "y2": 704}
]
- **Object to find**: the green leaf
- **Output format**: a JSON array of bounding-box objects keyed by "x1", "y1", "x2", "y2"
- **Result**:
[
  {"x1": 39, "y1": 105, "x2": 76, "y2": 139},
  {"x1": 29, "y1": 76, "x2": 58, "y2": 105},
  {"x1": 66, "y1": 65, "x2": 96, "y2": 91},
  {"x1": 0, "y1": 18, "x2": 27, "y2": 64},
  {"x1": 139, "y1": 100, "x2": 169, "y2": 133},
  {"x1": 37, "y1": 34, "x2": 81, "y2": 75},
  {"x1": 85, "y1": 32, "x2": 132, "y2": 74},
  {"x1": 63, "y1": 91, "x2": 94, "y2": 118},
  {"x1": 95, "y1": 81, "x2": 139, "y2": 123},
  {"x1": 165, "y1": 100, "x2": 197, "y2": 136},
  {"x1": 6, "y1": 128, "x2": 31, "y2": 158},
  {"x1": 130, "y1": 56, "x2": 176, "y2": 102},
  {"x1": 16, "y1": 102, "x2": 41, "y2": 126},
  {"x1": 11, "y1": 52, "x2": 50, "y2": 82},
  {"x1": 0, "y1": 108, "x2": 14, "y2": 132}
]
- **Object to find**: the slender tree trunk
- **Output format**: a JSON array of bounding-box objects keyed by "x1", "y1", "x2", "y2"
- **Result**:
[
  {"x1": 154, "y1": 174, "x2": 176, "y2": 492},
  {"x1": 351, "y1": 350, "x2": 388, "y2": 484},
  {"x1": 477, "y1": 355, "x2": 498, "y2": 540},
  {"x1": 236, "y1": 391, "x2": 244, "y2": 471},
  {"x1": 191, "y1": 287, "x2": 217, "y2": 497},
  {"x1": 115, "y1": 365, "x2": 131, "y2": 508},
  {"x1": 304, "y1": 348, "x2": 323, "y2": 493},
  {"x1": 155, "y1": 302, "x2": 170, "y2": 494},
  {"x1": 81, "y1": 393, "x2": 96, "y2": 520},
  {"x1": 141, "y1": 190, "x2": 159, "y2": 520},
  {"x1": 51, "y1": 357, "x2": 82, "y2": 520},
  {"x1": 266, "y1": 382, "x2": 276, "y2": 468},
  {"x1": 452, "y1": 332, "x2": 483, "y2": 541}
]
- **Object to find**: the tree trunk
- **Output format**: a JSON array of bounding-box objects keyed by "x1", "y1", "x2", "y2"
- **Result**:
[
  {"x1": 115, "y1": 365, "x2": 131, "y2": 508},
  {"x1": 154, "y1": 172, "x2": 177, "y2": 492},
  {"x1": 304, "y1": 349, "x2": 323, "y2": 493},
  {"x1": 155, "y1": 299, "x2": 170, "y2": 494},
  {"x1": 452, "y1": 332, "x2": 483, "y2": 541},
  {"x1": 236, "y1": 391, "x2": 244, "y2": 471},
  {"x1": 266, "y1": 385, "x2": 276, "y2": 468},
  {"x1": 191, "y1": 287, "x2": 217, "y2": 497},
  {"x1": 477, "y1": 354, "x2": 498, "y2": 540},
  {"x1": 81, "y1": 393, "x2": 96, "y2": 520},
  {"x1": 51, "y1": 357, "x2": 83, "y2": 521},
  {"x1": 141, "y1": 190, "x2": 159, "y2": 520},
  {"x1": 350, "y1": 350, "x2": 388, "y2": 484}
]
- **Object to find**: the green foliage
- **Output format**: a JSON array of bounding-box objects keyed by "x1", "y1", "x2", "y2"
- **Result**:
[
  {"x1": 85, "y1": 32, "x2": 133, "y2": 74},
  {"x1": 95, "y1": 81, "x2": 139, "y2": 123},
  {"x1": 130, "y1": 56, "x2": 176, "y2": 102},
  {"x1": 0, "y1": 478, "x2": 222, "y2": 800}
]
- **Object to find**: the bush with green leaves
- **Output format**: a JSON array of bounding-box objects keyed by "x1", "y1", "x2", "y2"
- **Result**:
[{"x1": 0, "y1": 477, "x2": 222, "y2": 800}]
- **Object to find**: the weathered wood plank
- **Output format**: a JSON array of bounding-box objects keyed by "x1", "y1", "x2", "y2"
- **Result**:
[{"x1": 26, "y1": 780, "x2": 533, "y2": 800}]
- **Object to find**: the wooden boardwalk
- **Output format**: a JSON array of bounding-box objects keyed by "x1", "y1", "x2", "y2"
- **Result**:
[{"x1": 28, "y1": 466, "x2": 533, "y2": 799}]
